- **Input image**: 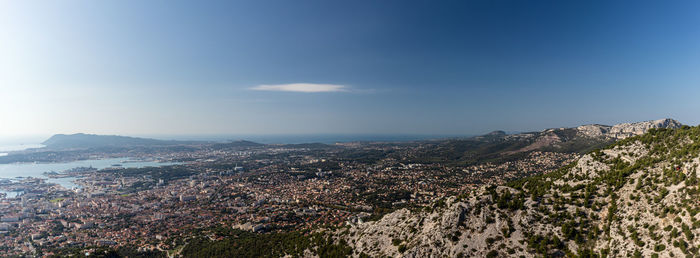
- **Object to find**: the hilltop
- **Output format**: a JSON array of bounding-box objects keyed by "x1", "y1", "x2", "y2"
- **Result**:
[
  {"x1": 40, "y1": 133, "x2": 201, "y2": 150},
  {"x1": 337, "y1": 125, "x2": 700, "y2": 257}
]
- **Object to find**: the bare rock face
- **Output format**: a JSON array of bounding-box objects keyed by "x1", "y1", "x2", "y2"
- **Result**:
[
  {"x1": 576, "y1": 118, "x2": 682, "y2": 139},
  {"x1": 575, "y1": 124, "x2": 611, "y2": 138},
  {"x1": 607, "y1": 118, "x2": 683, "y2": 139},
  {"x1": 342, "y1": 192, "x2": 534, "y2": 258}
]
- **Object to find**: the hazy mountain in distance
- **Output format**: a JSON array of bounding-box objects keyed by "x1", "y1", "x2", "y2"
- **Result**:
[{"x1": 41, "y1": 133, "x2": 202, "y2": 150}]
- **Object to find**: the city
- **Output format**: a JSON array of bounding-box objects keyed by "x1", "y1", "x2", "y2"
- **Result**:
[{"x1": 0, "y1": 137, "x2": 579, "y2": 256}]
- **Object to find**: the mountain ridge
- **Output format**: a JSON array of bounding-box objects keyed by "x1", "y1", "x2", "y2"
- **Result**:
[
  {"x1": 401, "y1": 118, "x2": 682, "y2": 167},
  {"x1": 505, "y1": 118, "x2": 683, "y2": 154}
]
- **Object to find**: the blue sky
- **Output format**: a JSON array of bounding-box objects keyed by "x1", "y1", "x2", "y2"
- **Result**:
[{"x1": 1, "y1": 0, "x2": 699, "y2": 136}]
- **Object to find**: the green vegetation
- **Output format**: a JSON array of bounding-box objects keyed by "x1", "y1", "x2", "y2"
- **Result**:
[
  {"x1": 180, "y1": 228, "x2": 351, "y2": 258},
  {"x1": 49, "y1": 198, "x2": 64, "y2": 203},
  {"x1": 526, "y1": 234, "x2": 564, "y2": 256},
  {"x1": 506, "y1": 161, "x2": 577, "y2": 200},
  {"x1": 493, "y1": 188, "x2": 526, "y2": 211},
  {"x1": 486, "y1": 250, "x2": 500, "y2": 258},
  {"x1": 47, "y1": 245, "x2": 165, "y2": 258}
]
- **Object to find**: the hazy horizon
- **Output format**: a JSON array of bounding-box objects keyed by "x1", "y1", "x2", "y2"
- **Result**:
[
  {"x1": 0, "y1": 116, "x2": 684, "y2": 147},
  {"x1": 0, "y1": 133, "x2": 471, "y2": 146},
  {"x1": 3, "y1": 1, "x2": 700, "y2": 136}
]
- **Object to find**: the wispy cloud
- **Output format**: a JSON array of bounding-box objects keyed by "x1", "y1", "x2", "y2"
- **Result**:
[{"x1": 250, "y1": 83, "x2": 348, "y2": 93}]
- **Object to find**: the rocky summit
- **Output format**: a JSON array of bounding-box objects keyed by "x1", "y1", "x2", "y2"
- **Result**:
[
  {"x1": 338, "y1": 125, "x2": 700, "y2": 257},
  {"x1": 578, "y1": 118, "x2": 684, "y2": 140}
]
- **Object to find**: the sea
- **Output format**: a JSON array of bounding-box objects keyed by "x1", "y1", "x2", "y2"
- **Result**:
[
  {"x1": 0, "y1": 158, "x2": 180, "y2": 198},
  {"x1": 0, "y1": 135, "x2": 47, "y2": 156}
]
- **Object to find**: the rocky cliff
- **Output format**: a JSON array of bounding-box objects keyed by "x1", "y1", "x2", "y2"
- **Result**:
[{"x1": 577, "y1": 118, "x2": 683, "y2": 139}]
